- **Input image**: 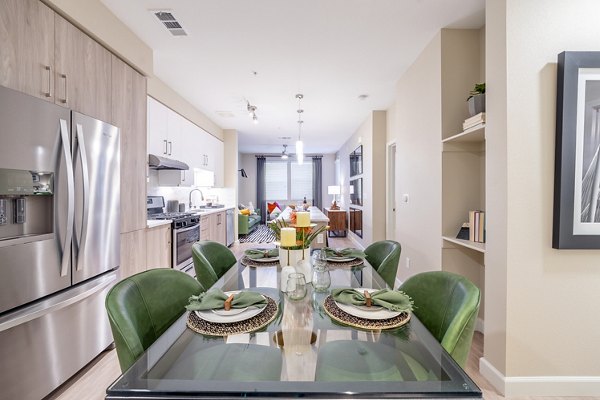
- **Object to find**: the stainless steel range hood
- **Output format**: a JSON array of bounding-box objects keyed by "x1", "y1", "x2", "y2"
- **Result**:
[{"x1": 148, "y1": 154, "x2": 189, "y2": 170}]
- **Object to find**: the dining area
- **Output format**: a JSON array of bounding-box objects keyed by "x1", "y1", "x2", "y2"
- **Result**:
[{"x1": 103, "y1": 232, "x2": 482, "y2": 399}]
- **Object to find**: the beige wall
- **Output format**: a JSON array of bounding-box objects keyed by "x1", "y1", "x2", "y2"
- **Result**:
[
  {"x1": 484, "y1": 0, "x2": 600, "y2": 395},
  {"x1": 386, "y1": 33, "x2": 443, "y2": 280},
  {"x1": 338, "y1": 111, "x2": 386, "y2": 248}
]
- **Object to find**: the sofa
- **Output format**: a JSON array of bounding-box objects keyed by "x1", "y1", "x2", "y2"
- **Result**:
[{"x1": 238, "y1": 210, "x2": 261, "y2": 235}]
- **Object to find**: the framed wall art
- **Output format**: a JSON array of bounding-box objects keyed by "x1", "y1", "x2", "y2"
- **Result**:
[
  {"x1": 349, "y1": 145, "x2": 363, "y2": 177},
  {"x1": 553, "y1": 51, "x2": 600, "y2": 248}
]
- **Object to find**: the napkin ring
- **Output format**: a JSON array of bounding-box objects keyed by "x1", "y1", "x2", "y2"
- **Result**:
[
  {"x1": 224, "y1": 294, "x2": 234, "y2": 311},
  {"x1": 364, "y1": 290, "x2": 372, "y2": 307}
]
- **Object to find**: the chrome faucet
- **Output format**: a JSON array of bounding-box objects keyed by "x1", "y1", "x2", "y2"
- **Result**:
[{"x1": 188, "y1": 189, "x2": 204, "y2": 209}]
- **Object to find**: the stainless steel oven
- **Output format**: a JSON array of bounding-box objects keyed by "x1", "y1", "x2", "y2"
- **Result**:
[
  {"x1": 173, "y1": 223, "x2": 199, "y2": 276},
  {"x1": 148, "y1": 196, "x2": 199, "y2": 277}
]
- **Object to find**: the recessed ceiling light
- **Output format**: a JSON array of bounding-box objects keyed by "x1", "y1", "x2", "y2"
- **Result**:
[{"x1": 358, "y1": 94, "x2": 369, "y2": 100}]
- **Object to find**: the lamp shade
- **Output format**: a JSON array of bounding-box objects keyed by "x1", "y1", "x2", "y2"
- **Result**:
[{"x1": 328, "y1": 185, "x2": 341, "y2": 195}]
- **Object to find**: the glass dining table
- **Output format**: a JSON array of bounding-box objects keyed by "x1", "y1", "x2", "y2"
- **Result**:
[{"x1": 106, "y1": 257, "x2": 481, "y2": 399}]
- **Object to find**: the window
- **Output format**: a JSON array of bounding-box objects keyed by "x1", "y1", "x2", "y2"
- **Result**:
[
  {"x1": 265, "y1": 161, "x2": 288, "y2": 199},
  {"x1": 265, "y1": 159, "x2": 313, "y2": 201}
]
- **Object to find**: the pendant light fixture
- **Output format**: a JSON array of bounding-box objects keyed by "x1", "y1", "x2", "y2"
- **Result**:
[
  {"x1": 295, "y1": 93, "x2": 304, "y2": 165},
  {"x1": 247, "y1": 100, "x2": 258, "y2": 124}
]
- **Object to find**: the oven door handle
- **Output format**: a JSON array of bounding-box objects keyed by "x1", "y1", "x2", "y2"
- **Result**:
[{"x1": 175, "y1": 224, "x2": 199, "y2": 233}]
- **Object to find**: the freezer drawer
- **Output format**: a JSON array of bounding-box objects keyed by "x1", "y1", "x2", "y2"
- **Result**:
[{"x1": 0, "y1": 271, "x2": 118, "y2": 400}]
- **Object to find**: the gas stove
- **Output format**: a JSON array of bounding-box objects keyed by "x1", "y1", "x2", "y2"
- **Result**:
[{"x1": 147, "y1": 196, "x2": 200, "y2": 229}]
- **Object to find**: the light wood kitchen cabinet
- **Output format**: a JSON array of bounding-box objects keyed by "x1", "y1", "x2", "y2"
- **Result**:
[
  {"x1": 120, "y1": 230, "x2": 147, "y2": 279},
  {"x1": 200, "y1": 214, "x2": 211, "y2": 241},
  {"x1": 112, "y1": 56, "x2": 147, "y2": 233},
  {"x1": 0, "y1": 0, "x2": 55, "y2": 101},
  {"x1": 214, "y1": 211, "x2": 226, "y2": 245},
  {"x1": 199, "y1": 212, "x2": 226, "y2": 245},
  {"x1": 54, "y1": 14, "x2": 112, "y2": 122},
  {"x1": 146, "y1": 224, "x2": 171, "y2": 269}
]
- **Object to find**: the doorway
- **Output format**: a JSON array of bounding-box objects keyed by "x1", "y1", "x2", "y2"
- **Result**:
[{"x1": 387, "y1": 142, "x2": 396, "y2": 239}]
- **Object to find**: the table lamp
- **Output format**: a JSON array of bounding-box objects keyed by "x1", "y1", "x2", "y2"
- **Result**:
[{"x1": 328, "y1": 185, "x2": 341, "y2": 209}]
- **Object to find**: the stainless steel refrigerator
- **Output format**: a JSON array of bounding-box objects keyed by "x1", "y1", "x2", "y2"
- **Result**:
[{"x1": 0, "y1": 85, "x2": 120, "y2": 400}]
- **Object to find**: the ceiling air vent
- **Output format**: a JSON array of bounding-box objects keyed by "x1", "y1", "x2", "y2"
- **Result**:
[{"x1": 152, "y1": 10, "x2": 187, "y2": 36}]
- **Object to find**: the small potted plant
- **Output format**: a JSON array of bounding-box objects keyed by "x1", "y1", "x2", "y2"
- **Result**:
[{"x1": 467, "y1": 83, "x2": 485, "y2": 116}]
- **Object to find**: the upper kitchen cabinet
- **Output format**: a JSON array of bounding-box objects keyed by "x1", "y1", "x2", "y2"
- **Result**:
[
  {"x1": 148, "y1": 96, "x2": 185, "y2": 161},
  {"x1": 54, "y1": 14, "x2": 112, "y2": 122},
  {"x1": 0, "y1": 0, "x2": 55, "y2": 101},
  {"x1": 112, "y1": 56, "x2": 147, "y2": 233}
]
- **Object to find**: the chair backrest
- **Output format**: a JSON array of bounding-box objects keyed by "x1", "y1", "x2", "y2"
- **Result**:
[
  {"x1": 364, "y1": 240, "x2": 401, "y2": 289},
  {"x1": 192, "y1": 240, "x2": 237, "y2": 290},
  {"x1": 399, "y1": 271, "x2": 481, "y2": 367},
  {"x1": 105, "y1": 269, "x2": 202, "y2": 372}
]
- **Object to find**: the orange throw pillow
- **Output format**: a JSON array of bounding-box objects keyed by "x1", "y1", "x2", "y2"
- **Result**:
[
  {"x1": 240, "y1": 208, "x2": 250, "y2": 215},
  {"x1": 267, "y1": 202, "x2": 277, "y2": 213}
]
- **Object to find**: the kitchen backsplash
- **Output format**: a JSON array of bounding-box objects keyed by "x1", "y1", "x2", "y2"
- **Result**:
[{"x1": 147, "y1": 185, "x2": 235, "y2": 211}]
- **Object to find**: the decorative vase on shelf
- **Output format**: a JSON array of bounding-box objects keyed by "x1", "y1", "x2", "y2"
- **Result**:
[
  {"x1": 467, "y1": 93, "x2": 485, "y2": 116},
  {"x1": 279, "y1": 248, "x2": 308, "y2": 268}
]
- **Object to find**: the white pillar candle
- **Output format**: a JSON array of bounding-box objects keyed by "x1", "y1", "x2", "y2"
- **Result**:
[
  {"x1": 296, "y1": 211, "x2": 310, "y2": 227},
  {"x1": 280, "y1": 227, "x2": 296, "y2": 247}
]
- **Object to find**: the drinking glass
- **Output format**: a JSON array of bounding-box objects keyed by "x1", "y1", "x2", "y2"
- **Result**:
[
  {"x1": 312, "y1": 265, "x2": 331, "y2": 292},
  {"x1": 286, "y1": 273, "x2": 307, "y2": 300}
]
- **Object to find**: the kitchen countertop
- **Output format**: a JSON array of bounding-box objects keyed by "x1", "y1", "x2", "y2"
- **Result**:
[
  {"x1": 188, "y1": 206, "x2": 235, "y2": 216},
  {"x1": 147, "y1": 219, "x2": 172, "y2": 229}
]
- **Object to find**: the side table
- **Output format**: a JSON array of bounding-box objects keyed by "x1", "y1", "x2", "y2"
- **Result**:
[{"x1": 324, "y1": 208, "x2": 347, "y2": 237}]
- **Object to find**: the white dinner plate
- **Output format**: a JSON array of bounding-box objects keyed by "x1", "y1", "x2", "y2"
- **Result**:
[
  {"x1": 195, "y1": 291, "x2": 266, "y2": 323},
  {"x1": 334, "y1": 289, "x2": 401, "y2": 320},
  {"x1": 326, "y1": 256, "x2": 356, "y2": 262}
]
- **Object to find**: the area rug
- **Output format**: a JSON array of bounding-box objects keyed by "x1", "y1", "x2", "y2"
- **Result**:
[{"x1": 238, "y1": 224, "x2": 277, "y2": 243}]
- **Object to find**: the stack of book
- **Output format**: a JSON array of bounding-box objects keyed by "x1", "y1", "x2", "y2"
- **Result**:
[
  {"x1": 468, "y1": 210, "x2": 486, "y2": 243},
  {"x1": 462, "y1": 112, "x2": 485, "y2": 131}
]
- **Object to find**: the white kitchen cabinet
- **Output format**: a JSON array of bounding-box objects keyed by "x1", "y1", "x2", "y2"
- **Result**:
[{"x1": 147, "y1": 96, "x2": 169, "y2": 157}]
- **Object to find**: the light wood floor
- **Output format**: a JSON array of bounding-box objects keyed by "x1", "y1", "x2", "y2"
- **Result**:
[{"x1": 45, "y1": 236, "x2": 594, "y2": 400}]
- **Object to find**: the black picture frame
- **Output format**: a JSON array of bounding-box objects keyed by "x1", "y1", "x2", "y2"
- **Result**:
[
  {"x1": 349, "y1": 145, "x2": 363, "y2": 177},
  {"x1": 349, "y1": 207, "x2": 363, "y2": 238},
  {"x1": 350, "y1": 178, "x2": 362, "y2": 206},
  {"x1": 553, "y1": 51, "x2": 600, "y2": 248}
]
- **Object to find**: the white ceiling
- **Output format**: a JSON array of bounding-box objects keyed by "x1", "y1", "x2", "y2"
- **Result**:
[{"x1": 101, "y1": 0, "x2": 484, "y2": 155}]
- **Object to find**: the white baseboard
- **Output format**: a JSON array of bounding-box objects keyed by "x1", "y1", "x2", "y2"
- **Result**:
[
  {"x1": 480, "y1": 357, "x2": 600, "y2": 396},
  {"x1": 475, "y1": 317, "x2": 484, "y2": 333}
]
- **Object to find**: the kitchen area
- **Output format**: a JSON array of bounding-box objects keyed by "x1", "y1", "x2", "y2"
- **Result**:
[{"x1": 144, "y1": 96, "x2": 236, "y2": 277}]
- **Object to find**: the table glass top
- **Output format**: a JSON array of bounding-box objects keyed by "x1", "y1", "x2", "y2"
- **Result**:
[{"x1": 106, "y1": 258, "x2": 481, "y2": 399}]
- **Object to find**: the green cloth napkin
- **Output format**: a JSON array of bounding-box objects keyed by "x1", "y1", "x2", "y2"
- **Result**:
[
  {"x1": 186, "y1": 288, "x2": 267, "y2": 311},
  {"x1": 322, "y1": 247, "x2": 365, "y2": 259},
  {"x1": 244, "y1": 248, "x2": 279, "y2": 259},
  {"x1": 331, "y1": 288, "x2": 413, "y2": 312}
]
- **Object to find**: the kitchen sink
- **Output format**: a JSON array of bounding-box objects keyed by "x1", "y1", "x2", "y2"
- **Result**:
[{"x1": 190, "y1": 204, "x2": 225, "y2": 210}]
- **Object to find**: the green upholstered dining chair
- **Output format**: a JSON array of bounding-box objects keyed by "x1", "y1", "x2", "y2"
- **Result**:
[
  {"x1": 364, "y1": 240, "x2": 401, "y2": 289},
  {"x1": 192, "y1": 240, "x2": 237, "y2": 291},
  {"x1": 399, "y1": 271, "x2": 480, "y2": 367},
  {"x1": 105, "y1": 269, "x2": 202, "y2": 372}
]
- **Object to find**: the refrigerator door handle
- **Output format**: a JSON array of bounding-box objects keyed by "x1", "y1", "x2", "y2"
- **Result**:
[
  {"x1": 0, "y1": 271, "x2": 118, "y2": 333},
  {"x1": 75, "y1": 123, "x2": 90, "y2": 272},
  {"x1": 59, "y1": 119, "x2": 74, "y2": 277}
]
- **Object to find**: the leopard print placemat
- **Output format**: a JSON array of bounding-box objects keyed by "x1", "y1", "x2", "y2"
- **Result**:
[
  {"x1": 187, "y1": 296, "x2": 278, "y2": 336},
  {"x1": 323, "y1": 295, "x2": 410, "y2": 330},
  {"x1": 240, "y1": 256, "x2": 280, "y2": 267},
  {"x1": 326, "y1": 258, "x2": 365, "y2": 269}
]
